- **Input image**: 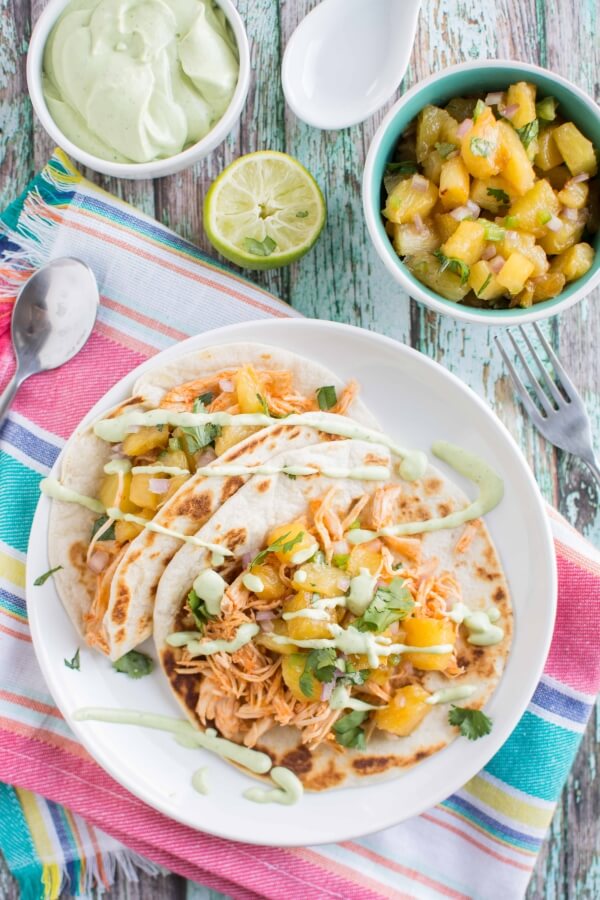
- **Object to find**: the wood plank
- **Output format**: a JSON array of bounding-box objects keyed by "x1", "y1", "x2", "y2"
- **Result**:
[{"x1": 0, "y1": 0, "x2": 33, "y2": 206}]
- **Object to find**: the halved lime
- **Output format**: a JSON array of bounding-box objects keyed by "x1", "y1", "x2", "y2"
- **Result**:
[{"x1": 204, "y1": 151, "x2": 326, "y2": 270}]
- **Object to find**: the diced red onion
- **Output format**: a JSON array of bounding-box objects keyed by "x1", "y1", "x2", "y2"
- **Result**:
[
  {"x1": 489, "y1": 255, "x2": 506, "y2": 274},
  {"x1": 337, "y1": 577, "x2": 350, "y2": 592},
  {"x1": 485, "y1": 91, "x2": 503, "y2": 106},
  {"x1": 241, "y1": 552, "x2": 253, "y2": 567},
  {"x1": 466, "y1": 199, "x2": 481, "y2": 218},
  {"x1": 413, "y1": 213, "x2": 425, "y2": 233},
  {"x1": 411, "y1": 174, "x2": 429, "y2": 192},
  {"x1": 561, "y1": 207, "x2": 578, "y2": 221},
  {"x1": 218, "y1": 379, "x2": 234, "y2": 393},
  {"x1": 481, "y1": 244, "x2": 497, "y2": 261},
  {"x1": 109, "y1": 443, "x2": 123, "y2": 458},
  {"x1": 571, "y1": 173, "x2": 590, "y2": 184},
  {"x1": 456, "y1": 118, "x2": 472, "y2": 138},
  {"x1": 501, "y1": 103, "x2": 519, "y2": 119},
  {"x1": 332, "y1": 540, "x2": 349, "y2": 555},
  {"x1": 88, "y1": 550, "x2": 110, "y2": 573},
  {"x1": 546, "y1": 215, "x2": 562, "y2": 233},
  {"x1": 450, "y1": 205, "x2": 472, "y2": 221},
  {"x1": 388, "y1": 621, "x2": 400, "y2": 635},
  {"x1": 256, "y1": 610, "x2": 276, "y2": 621},
  {"x1": 149, "y1": 478, "x2": 170, "y2": 494},
  {"x1": 196, "y1": 448, "x2": 217, "y2": 467},
  {"x1": 259, "y1": 619, "x2": 274, "y2": 633},
  {"x1": 505, "y1": 230, "x2": 518, "y2": 241},
  {"x1": 321, "y1": 681, "x2": 335, "y2": 702}
]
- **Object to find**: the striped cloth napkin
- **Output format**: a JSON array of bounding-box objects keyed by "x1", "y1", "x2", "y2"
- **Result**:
[{"x1": 1, "y1": 151, "x2": 599, "y2": 900}]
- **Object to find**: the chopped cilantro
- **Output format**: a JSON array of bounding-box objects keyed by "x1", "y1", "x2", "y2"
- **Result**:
[
  {"x1": 472, "y1": 99, "x2": 486, "y2": 122},
  {"x1": 486, "y1": 187, "x2": 510, "y2": 205},
  {"x1": 91, "y1": 515, "x2": 115, "y2": 541},
  {"x1": 516, "y1": 119, "x2": 539, "y2": 149},
  {"x1": 434, "y1": 142, "x2": 457, "y2": 159},
  {"x1": 434, "y1": 249, "x2": 470, "y2": 285},
  {"x1": 296, "y1": 210, "x2": 309, "y2": 218},
  {"x1": 483, "y1": 222, "x2": 505, "y2": 242},
  {"x1": 385, "y1": 161, "x2": 418, "y2": 175},
  {"x1": 300, "y1": 649, "x2": 338, "y2": 697},
  {"x1": 354, "y1": 578, "x2": 414, "y2": 633},
  {"x1": 538, "y1": 210, "x2": 552, "y2": 225},
  {"x1": 332, "y1": 552, "x2": 349, "y2": 570},
  {"x1": 255, "y1": 393, "x2": 269, "y2": 415},
  {"x1": 476, "y1": 273, "x2": 492, "y2": 297},
  {"x1": 504, "y1": 215, "x2": 518, "y2": 228},
  {"x1": 243, "y1": 235, "x2": 277, "y2": 257},
  {"x1": 198, "y1": 392, "x2": 214, "y2": 405},
  {"x1": 448, "y1": 705, "x2": 493, "y2": 740},
  {"x1": 187, "y1": 587, "x2": 213, "y2": 632},
  {"x1": 333, "y1": 710, "x2": 368, "y2": 749},
  {"x1": 470, "y1": 137, "x2": 493, "y2": 157},
  {"x1": 316, "y1": 385, "x2": 337, "y2": 410},
  {"x1": 34, "y1": 565, "x2": 63, "y2": 586},
  {"x1": 64, "y1": 648, "x2": 80, "y2": 670},
  {"x1": 113, "y1": 650, "x2": 154, "y2": 679},
  {"x1": 180, "y1": 396, "x2": 221, "y2": 454},
  {"x1": 285, "y1": 472, "x2": 297, "y2": 480},
  {"x1": 250, "y1": 531, "x2": 304, "y2": 569},
  {"x1": 536, "y1": 97, "x2": 557, "y2": 122}
]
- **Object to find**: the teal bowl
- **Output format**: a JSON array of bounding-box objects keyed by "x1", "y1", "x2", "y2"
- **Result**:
[{"x1": 363, "y1": 60, "x2": 600, "y2": 325}]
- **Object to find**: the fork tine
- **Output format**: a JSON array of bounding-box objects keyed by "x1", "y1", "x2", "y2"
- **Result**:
[
  {"x1": 519, "y1": 325, "x2": 563, "y2": 407},
  {"x1": 532, "y1": 322, "x2": 577, "y2": 402},
  {"x1": 506, "y1": 329, "x2": 554, "y2": 416},
  {"x1": 494, "y1": 335, "x2": 547, "y2": 428}
]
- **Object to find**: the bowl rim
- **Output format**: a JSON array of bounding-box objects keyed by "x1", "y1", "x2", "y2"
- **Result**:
[
  {"x1": 363, "y1": 58, "x2": 600, "y2": 326},
  {"x1": 26, "y1": 0, "x2": 251, "y2": 180}
]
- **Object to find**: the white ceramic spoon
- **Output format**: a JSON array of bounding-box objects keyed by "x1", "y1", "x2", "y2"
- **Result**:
[{"x1": 282, "y1": 0, "x2": 422, "y2": 130}]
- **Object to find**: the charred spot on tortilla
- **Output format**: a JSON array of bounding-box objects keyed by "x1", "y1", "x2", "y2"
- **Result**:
[
  {"x1": 172, "y1": 491, "x2": 213, "y2": 520},
  {"x1": 173, "y1": 671, "x2": 200, "y2": 710},
  {"x1": 255, "y1": 479, "x2": 270, "y2": 494},
  {"x1": 111, "y1": 585, "x2": 131, "y2": 624},
  {"x1": 437, "y1": 501, "x2": 454, "y2": 517},
  {"x1": 365, "y1": 453, "x2": 389, "y2": 466},
  {"x1": 474, "y1": 565, "x2": 501, "y2": 582},
  {"x1": 424, "y1": 477, "x2": 443, "y2": 495},
  {"x1": 352, "y1": 755, "x2": 394, "y2": 774},
  {"x1": 223, "y1": 527, "x2": 247, "y2": 551},
  {"x1": 106, "y1": 396, "x2": 144, "y2": 418},
  {"x1": 280, "y1": 746, "x2": 312, "y2": 775},
  {"x1": 493, "y1": 587, "x2": 506, "y2": 604},
  {"x1": 220, "y1": 477, "x2": 244, "y2": 503},
  {"x1": 304, "y1": 764, "x2": 346, "y2": 791}
]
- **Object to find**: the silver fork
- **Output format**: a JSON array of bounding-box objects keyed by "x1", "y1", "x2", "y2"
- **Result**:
[{"x1": 495, "y1": 323, "x2": 600, "y2": 484}]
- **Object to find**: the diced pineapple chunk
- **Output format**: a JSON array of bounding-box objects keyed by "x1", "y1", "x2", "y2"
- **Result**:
[
  {"x1": 505, "y1": 81, "x2": 537, "y2": 129},
  {"x1": 496, "y1": 252, "x2": 536, "y2": 294},
  {"x1": 115, "y1": 519, "x2": 144, "y2": 542},
  {"x1": 403, "y1": 617, "x2": 456, "y2": 670},
  {"x1": 439, "y1": 156, "x2": 470, "y2": 209},
  {"x1": 531, "y1": 272, "x2": 566, "y2": 301},
  {"x1": 557, "y1": 180, "x2": 589, "y2": 209},
  {"x1": 374, "y1": 684, "x2": 432, "y2": 736},
  {"x1": 347, "y1": 542, "x2": 382, "y2": 577},
  {"x1": 441, "y1": 220, "x2": 486, "y2": 265},
  {"x1": 122, "y1": 426, "x2": 169, "y2": 457},
  {"x1": 468, "y1": 260, "x2": 506, "y2": 301},
  {"x1": 416, "y1": 106, "x2": 453, "y2": 163},
  {"x1": 549, "y1": 243, "x2": 594, "y2": 282},
  {"x1": 248, "y1": 560, "x2": 288, "y2": 600},
  {"x1": 292, "y1": 562, "x2": 347, "y2": 597},
  {"x1": 461, "y1": 107, "x2": 503, "y2": 179},
  {"x1": 214, "y1": 424, "x2": 260, "y2": 456},
  {"x1": 434, "y1": 212, "x2": 461, "y2": 243},
  {"x1": 163, "y1": 474, "x2": 188, "y2": 503},
  {"x1": 383, "y1": 177, "x2": 438, "y2": 225},
  {"x1": 470, "y1": 176, "x2": 516, "y2": 213},
  {"x1": 283, "y1": 592, "x2": 335, "y2": 640},
  {"x1": 497, "y1": 120, "x2": 536, "y2": 195},
  {"x1": 98, "y1": 471, "x2": 137, "y2": 513},
  {"x1": 234, "y1": 365, "x2": 264, "y2": 414},
  {"x1": 256, "y1": 620, "x2": 296, "y2": 655},
  {"x1": 267, "y1": 521, "x2": 316, "y2": 564},
  {"x1": 514, "y1": 281, "x2": 534, "y2": 309},
  {"x1": 390, "y1": 219, "x2": 439, "y2": 256},
  {"x1": 422, "y1": 149, "x2": 443, "y2": 185},
  {"x1": 497, "y1": 229, "x2": 535, "y2": 258},
  {"x1": 282, "y1": 654, "x2": 320, "y2": 701},
  {"x1": 552, "y1": 123, "x2": 598, "y2": 176},
  {"x1": 129, "y1": 473, "x2": 164, "y2": 510},
  {"x1": 158, "y1": 449, "x2": 189, "y2": 470},
  {"x1": 539, "y1": 215, "x2": 585, "y2": 254},
  {"x1": 508, "y1": 179, "x2": 559, "y2": 237},
  {"x1": 534, "y1": 126, "x2": 564, "y2": 171},
  {"x1": 405, "y1": 252, "x2": 471, "y2": 302}
]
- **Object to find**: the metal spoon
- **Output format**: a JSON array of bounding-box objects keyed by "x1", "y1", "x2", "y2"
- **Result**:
[
  {"x1": 281, "y1": 0, "x2": 421, "y2": 130},
  {"x1": 0, "y1": 257, "x2": 99, "y2": 426}
]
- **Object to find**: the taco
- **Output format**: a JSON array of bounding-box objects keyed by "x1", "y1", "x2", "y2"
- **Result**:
[
  {"x1": 153, "y1": 437, "x2": 512, "y2": 791},
  {"x1": 46, "y1": 343, "x2": 376, "y2": 660}
]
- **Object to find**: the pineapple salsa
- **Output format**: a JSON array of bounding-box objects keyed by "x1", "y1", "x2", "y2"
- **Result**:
[{"x1": 382, "y1": 82, "x2": 599, "y2": 309}]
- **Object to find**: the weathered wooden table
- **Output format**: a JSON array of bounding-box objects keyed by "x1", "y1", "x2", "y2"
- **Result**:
[{"x1": 1, "y1": 0, "x2": 599, "y2": 896}]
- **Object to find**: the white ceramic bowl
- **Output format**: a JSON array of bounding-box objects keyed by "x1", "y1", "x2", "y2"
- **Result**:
[
  {"x1": 363, "y1": 60, "x2": 600, "y2": 325},
  {"x1": 27, "y1": 0, "x2": 251, "y2": 180}
]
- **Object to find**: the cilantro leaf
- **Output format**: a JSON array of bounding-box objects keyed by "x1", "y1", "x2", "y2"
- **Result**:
[
  {"x1": 299, "y1": 649, "x2": 337, "y2": 697},
  {"x1": 486, "y1": 187, "x2": 510, "y2": 205},
  {"x1": 385, "y1": 161, "x2": 418, "y2": 175},
  {"x1": 476, "y1": 273, "x2": 492, "y2": 297},
  {"x1": 483, "y1": 222, "x2": 505, "y2": 242},
  {"x1": 198, "y1": 392, "x2": 214, "y2": 405},
  {"x1": 342, "y1": 666, "x2": 370, "y2": 686},
  {"x1": 470, "y1": 137, "x2": 493, "y2": 157},
  {"x1": 250, "y1": 531, "x2": 304, "y2": 569},
  {"x1": 91, "y1": 515, "x2": 115, "y2": 541},
  {"x1": 434, "y1": 249, "x2": 470, "y2": 285},
  {"x1": 243, "y1": 236, "x2": 277, "y2": 257},
  {"x1": 34, "y1": 565, "x2": 63, "y2": 586},
  {"x1": 448, "y1": 705, "x2": 493, "y2": 740},
  {"x1": 333, "y1": 710, "x2": 368, "y2": 749},
  {"x1": 187, "y1": 588, "x2": 213, "y2": 632},
  {"x1": 536, "y1": 97, "x2": 557, "y2": 122},
  {"x1": 332, "y1": 552, "x2": 349, "y2": 570},
  {"x1": 354, "y1": 578, "x2": 414, "y2": 633},
  {"x1": 516, "y1": 119, "x2": 539, "y2": 149},
  {"x1": 180, "y1": 396, "x2": 221, "y2": 454},
  {"x1": 256, "y1": 393, "x2": 269, "y2": 415},
  {"x1": 113, "y1": 650, "x2": 154, "y2": 679},
  {"x1": 64, "y1": 648, "x2": 80, "y2": 670},
  {"x1": 316, "y1": 385, "x2": 337, "y2": 410},
  {"x1": 434, "y1": 142, "x2": 458, "y2": 159}
]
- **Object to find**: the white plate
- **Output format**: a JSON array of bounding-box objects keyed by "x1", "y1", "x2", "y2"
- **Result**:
[{"x1": 27, "y1": 319, "x2": 557, "y2": 846}]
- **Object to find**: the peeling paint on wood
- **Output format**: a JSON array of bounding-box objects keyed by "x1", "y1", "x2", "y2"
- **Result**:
[{"x1": 0, "y1": 0, "x2": 598, "y2": 897}]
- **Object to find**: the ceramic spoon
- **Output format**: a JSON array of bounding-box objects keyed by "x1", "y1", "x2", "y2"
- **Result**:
[
  {"x1": 0, "y1": 257, "x2": 99, "y2": 425},
  {"x1": 282, "y1": 0, "x2": 422, "y2": 130}
]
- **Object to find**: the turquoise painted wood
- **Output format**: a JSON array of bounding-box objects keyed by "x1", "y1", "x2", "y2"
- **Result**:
[{"x1": 0, "y1": 0, "x2": 598, "y2": 897}]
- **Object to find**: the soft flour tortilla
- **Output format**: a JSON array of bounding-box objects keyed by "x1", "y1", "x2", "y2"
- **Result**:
[
  {"x1": 154, "y1": 439, "x2": 512, "y2": 791},
  {"x1": 48, "y1": 342, "x2": 378, "y2": 659}
]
